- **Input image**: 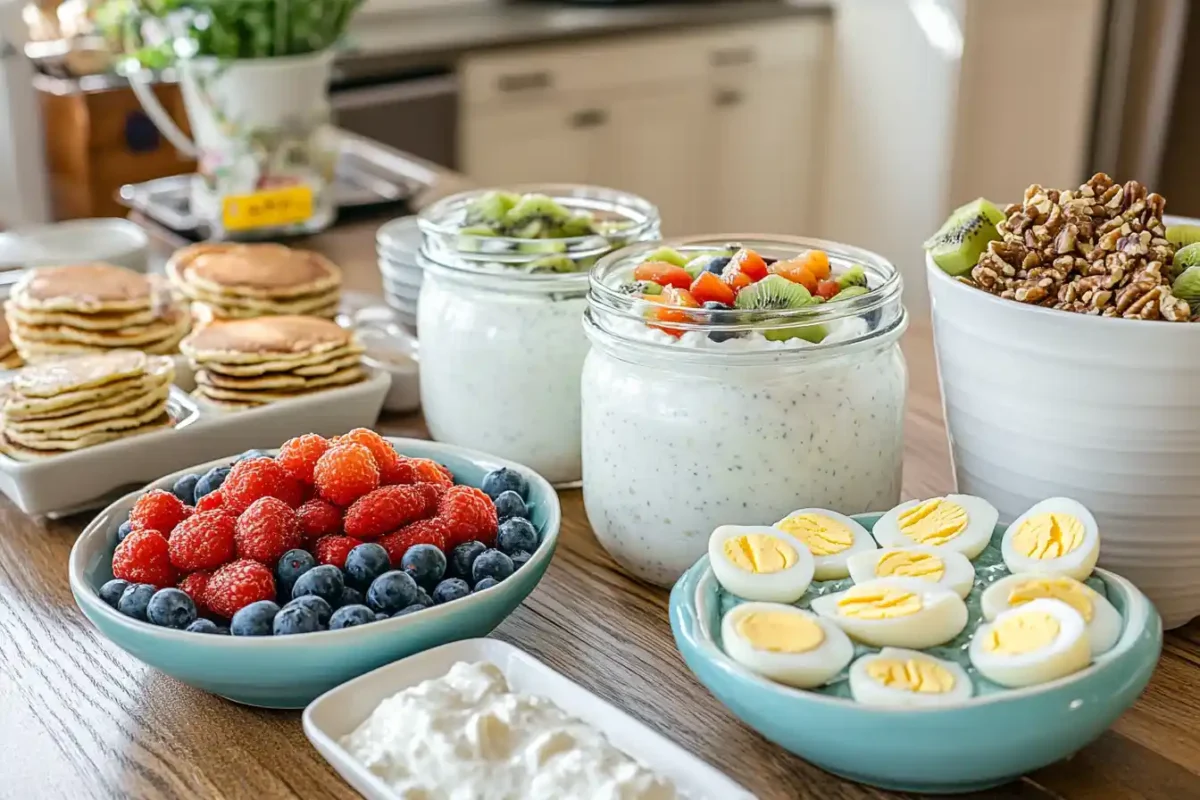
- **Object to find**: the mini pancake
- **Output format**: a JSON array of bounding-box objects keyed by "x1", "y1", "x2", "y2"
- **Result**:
[
  {"x1": 167, "y1": 243, "x2": 342, "y2": 300},
  {"x1": 194, "y1": 368, "x2": 365, "y2": 404},
  {"x1": 6, "y1": 303, "x2": 166, "y2": 331},
  {"x1": 11, "y1": 351, "x2": 151, "y2": 398},
  {"x1": 5, "y1": 400, "x2": 170, "y2": 444},
  {"x1": 0, "y1": 413, "x2": 172, "y2": 457},
  {"x1": 10, "y1": 263, "x2": 156, "y2": 313},
  {"x1": 196, "y1": 363, "x2": 365, "y2": 391},
  {"x1": 7, "y1": 384, "x2": 170, "y2": 433},
  {"x1": 183, "y1": 285, "x2": 341, "y2": 314},
  {"x1": 3, "y1": 359, "x2": 173, "y2": 417},
  {"x1": 9, "y1": 307, "x2": 188, "y2": 347},
  {"x1": 180, "y1": 315, "x2": 355, "y2": 364},
  {"x1": 191, "y1": 343, "x2": 365, "y2": 376}
]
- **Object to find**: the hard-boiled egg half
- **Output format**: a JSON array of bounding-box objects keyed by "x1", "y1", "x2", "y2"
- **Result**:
[
  {"x1": 709, "y1": 525, "x2": 815, "y2": 603},
  {"x1": 810, "y1": 577, "x2": 968, "y2": 649},
  {"x1": 873, "y1": 495, "x2": 998, "y2": 560},
  {"x1": 846, "y1": 546, "x2": 976, "y2": 599},
  {"x1": 981, "y1": 573, "x2": 1120, "y2": 656},
  {"x1": 773, "y1": 508, "x2": 877, "y2": 580},
  {"x1": 969, "y1": 598, "x2": 1090, "y2": 688},
  {"x1": 722, "y1": 602, "x2": 854, "y2": 688},
  {"x1": 1001, "y1": 498, "x2": 1099, "y2": 580},
  {"x1": 848, "y1": 648, "x2": 973, "y2": 708}
]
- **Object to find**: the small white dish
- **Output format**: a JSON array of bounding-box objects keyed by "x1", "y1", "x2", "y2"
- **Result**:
[
  {"x1": 377, "y1": 256, "x2": 423, "y2": 289},
  {"x1": 0, "y1": 218, "x2": 149, "y2": 272},
  {"x1": 359, "y1": 327, "x2": 420, "y2": 414},
  {"x1": 302, "y1": 638, "x2": 754, "y2": 800},
  {"x1": 381, "y1": 275, "x2": 420, "y2": 305}
]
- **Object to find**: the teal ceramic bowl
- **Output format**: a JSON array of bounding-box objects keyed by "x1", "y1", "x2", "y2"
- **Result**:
[
  {"x1": 69, "y1": 437, "x2": 560, "y2": 709},
  {"x1": 670, "y1": 513, "x2": 1162, "y2": 794}
]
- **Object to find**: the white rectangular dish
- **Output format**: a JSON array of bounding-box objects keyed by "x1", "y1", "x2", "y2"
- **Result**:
[
  {"x1": 0, "y1": 369, "x2": 389, "y2": 516},
  {"x1": 303, "y1": 638, "x2": 754, "y2": 800}
]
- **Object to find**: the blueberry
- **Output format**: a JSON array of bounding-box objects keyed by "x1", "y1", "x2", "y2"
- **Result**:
[
  {"x1": 286, "y1": 595, "x2": 333, "y2": 628},
  {"x1": 449, "y1": 541, "x2": 488, "y2": 581},
  {"x1": 432, "y1": 578, "x2": 471, "y2": 604},
  {"x1": 493, "y1": 491, "x2": 528, "y2": 522},
  {"x1": 366, "y1": 570, "x2": 420, "y2": 614},
  {"x1": 329, "y1": 604, "x2": 375, "y2": 629},
  {"x1": 345, "y1": 543, "x2": 391, "y2": 590},
  {"x1": 401, "y1": 544, "x2": 446, "y2": 589},
  {"x1": 375, "y1": 613, "x2": 389, "y2": 622},
  {"x1": 172, "y1": 473, "x2": 200, "y2": 505},
  {"x1": 273, "y1": 604, "x2": 320, "y2": 635},
  {"x1": 99, "y1": 579, "x2": 129, "y2": 608},
  {"x1": 230, "y1": 600, "x2": 280, "y2": 636},
  {"x1": 702, "y1": 300, "x2": 732, "y2": 310},
  {"x1": 705, "y1": 255, "x2": 731, "y2": 275},
  {"x1": 511, "y1": 551, "x2": 532, "y2": 571},
  {"x1": 193, "y1": 466, "x2": 230, "y2": 501},
  {"x1": 472, "y1": 550, "x2": 514, "y2": 585},
  {"x1": 291, "y1": 564, "x2": 344, "y2": 605},
  {"x1": 497, "y1": 518, "x2": 538, "y2": 556},
  {"x1": 481, "y1": 467, "x2": 528, "y2": 501},
  {"x1": 276, "y1": 549, "x2": 316, "y2": 596},
  {"x1": 339, "y1": 586, "x2": 364, "y2": 608},
  {"x1": 116, "y1": 583, "x2": 156, "y2": 621},
  {"x1": 415, "y1": 588, "x2": 434, "y2": 608},
  {"x1": 393, "y1": 604, "x2": 426, "y2": 618},
  {"x1": 474, "y1": 577, "x2": 499, "y2": 592},
  {"x1": 235, "y1": 449, "x2": 271, "y2": 463},
  {"x1": 116, "y1": 521, "x2": 134, "y2": 544},
  {"x1": 147, "y1": 588, "x2": 197, "y2": 629},
  {"x1": 186, "y1": 618, "x2": 225, "y2": 634}
]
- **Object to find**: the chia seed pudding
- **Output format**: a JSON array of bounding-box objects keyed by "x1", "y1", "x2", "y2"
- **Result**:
[
  {"x1": 582, "y1": 236, "x2": 908, "y2": 586},
  {"x1": 415, "y1": 186, "x2": 660, "y2": 486}
]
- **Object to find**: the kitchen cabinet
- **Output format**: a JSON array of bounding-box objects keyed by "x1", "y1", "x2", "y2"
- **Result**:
[{"x1": 459, "y1": 19, "x2": 830, "y2": 237}]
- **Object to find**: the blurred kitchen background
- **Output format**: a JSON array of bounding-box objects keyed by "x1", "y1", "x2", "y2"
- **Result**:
[{"x1": 0, "y1": 0, "x2": 1192, "y2": 309}]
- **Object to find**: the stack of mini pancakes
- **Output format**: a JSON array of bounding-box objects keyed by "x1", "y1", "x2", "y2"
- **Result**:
[
  {"x1": 181, "y1": 315, "x2": 366, "y2": 408},
  {"x1": 0, "y1": 350, "x2": 175, "y2": 460},
  {"x1": 0, "y1": 316, "x2": 23, "y2": 370},
  {"x1": 5, "y1": 263, "x2": 189, "y2": 363},
  {"x1": 166, "y1": 243, "x2": 342, "y2": 322}
]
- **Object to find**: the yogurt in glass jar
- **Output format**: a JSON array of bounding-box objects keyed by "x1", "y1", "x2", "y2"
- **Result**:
[
  {"x1": 416, "y1": 186, "x2": 660, "y2": 486},
  {"x1": 582, "y1": 236, "x2": 908, "y2": 585}
]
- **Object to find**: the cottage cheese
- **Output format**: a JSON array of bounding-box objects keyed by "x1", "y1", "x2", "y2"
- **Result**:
[{"x1": 341, "y1": 662, "x2": 678, "y2": 800}]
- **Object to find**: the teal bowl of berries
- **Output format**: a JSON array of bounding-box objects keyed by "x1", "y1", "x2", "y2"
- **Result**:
[{"x1": 69, "y1": 432, "x2": 560, "y2": 709}]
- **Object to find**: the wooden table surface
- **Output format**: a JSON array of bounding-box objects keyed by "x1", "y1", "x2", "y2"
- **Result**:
[{"x1": 2, "y1": 227, "x2": 1199, "y2": 800}]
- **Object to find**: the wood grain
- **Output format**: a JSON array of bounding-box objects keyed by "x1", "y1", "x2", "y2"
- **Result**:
[{"x1": 0, "y1": 226, "x2": 1197, "y2": 800}]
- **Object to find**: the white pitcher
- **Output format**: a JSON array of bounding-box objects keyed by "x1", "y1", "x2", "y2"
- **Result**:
[{"x1": 130, "y1": 50, "x2": 337, "y2": 237}]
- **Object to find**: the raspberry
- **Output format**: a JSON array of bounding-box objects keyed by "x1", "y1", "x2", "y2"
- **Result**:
[
  {"x1": 235, "y1": 497, "x2": 302, "y2": 564},
  {"x1": 112, "y1": 529, "x2": 176, "y2": 587},
  {"x1": 223, "y1": 457, "x2": 303, "y2": 514},
  {"x1": 314, "y1": 442, "x2": 380, "y2": 506},
  {"x1": 168, "y1": 510, "x2": 237, "y2": 571},
  {"x1": 438, "y1": 486, "x2": 498, "y2": 548},
  {"x1": 276, "y1": 434, "x2": 330, "y2": 484},
  {"x1": 379, "y1": 518, "x2": 450, "y2": 565},
  {"x1": 296, "y1": 499, "x2": 342, "y2": 540},
  {"x1": 177, "y1": 571, "x2": 212, "y2": 615},
  {"x1": 410, "y1": 458, "x2": 454, "y2": 488},
  {"x1": 129, "y1": 489, "x2": 191, "y2": 535},
  {"x1": 195, "y1": 489, "x2": 225, "y2": 513},
  {"x1": 416, "y1": 482, "x2": 447, "y2": 507},
  {"x1": 344, "y1": 485, "x2": 437, "y2": 539},
  {"x1": 206, "y1": 559, "x2": 276, "y2": 619},
  {"x1": 340, "y1": 428, "x2": 405, "y2": 481},
  {"x1": 381, "y1": 456, "x2": 417, "y2": 485},
  {"x1": 314, "y1": 535, "x2": 364, "y2": 568}
]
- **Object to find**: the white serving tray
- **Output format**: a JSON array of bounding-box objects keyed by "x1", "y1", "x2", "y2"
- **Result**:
[
  {"x1": 302, "y1": 638, "x2": 755, "y2": 800},
  {"x1": 0, "y1": 369, "x2": 390, "y2": 516}
]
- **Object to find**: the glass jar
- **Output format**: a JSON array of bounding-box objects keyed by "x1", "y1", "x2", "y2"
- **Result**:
[
  {"x1": 416, "y1": 185, "x2": 660, "y2": 486},
  {"x1": 582, "y1": 236, "x2": 909, "y2": 586}
]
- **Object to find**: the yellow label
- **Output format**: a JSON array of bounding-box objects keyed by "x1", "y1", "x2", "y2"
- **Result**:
[{"x1": 222, "y1": 185, "x2": 314, "y2": 232}]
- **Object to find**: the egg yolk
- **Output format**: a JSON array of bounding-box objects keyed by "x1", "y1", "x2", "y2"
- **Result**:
[
  {"x1": 837, "y1": 586, "x2": 923, "y2": 619},
  {"x1": 776, "y1": 514, "x2": 855, "y2": 556},
  {"x1": 1007, "y1": 577, "x2": 1094, "y2": 622},
  {"x1": 866, "y1": 657, "x2": 956, "y2": 694},
  {"x1": 897, "y1": 498, "x2": 969, "y2": 546},
  {"x1": 1012, "y1": 512, "x2": 1085, "y2": 560},
  {"x1": 876, "y1": 550, "x2": 945, "y2": 582},
  {"x1": 723, "y1": 534, "x2": 798, "y2": 574},
  {"x1": 735, "y1": 610, "x2": 825, "y2": 653},
  {"x1": 983, "y1": 611, "x2": 1060, "y2": 656}
]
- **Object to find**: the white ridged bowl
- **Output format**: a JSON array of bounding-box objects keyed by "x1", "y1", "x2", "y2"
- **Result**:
[{"x1": 927, "y1": 252, "x2": 1200, "y2": 630}]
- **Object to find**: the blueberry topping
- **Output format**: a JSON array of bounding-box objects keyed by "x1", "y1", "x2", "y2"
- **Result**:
[
  {"x1": 474, "y1": 577, "x2": 499, "y2": 592},
  {"x1": 230, "y1": 601, "x2": 280, "y2": 636},
  {"x1": 116, "y1": 583, "x2": 156, "y2": 621},
  {"x1": 472, "y1": 550, "x2": 514, "y2": 585},
  {"x1": 366, "y1": 571, "x2": 420, "y2": 614},
  {"x1": 276, "y1": 549, "x2": 316, "y2": 596},
  {"x1": 393, "y1": 604, "x2": 426, "y2": 618},
  {"x1": 99, "y1": 579, "x2": 129, "y2": 608},
  {"x1": 329, "y1": 604, "x2": 375, "y2": 629},
  {"x1": 511, "y1": 551, "x2": 533, "y2": 571},
  {"x1": 401, "y1": 544, "x2": 446, "y2": 589},
  {"x1": 493, "y1": 490, "x2": 528, "y2": 522},
  {"x1": 702, "y1": 300, "x2": 732, "y2": 310},
  {"x1": 705, "y1": 256, "x2": 732, "y2": 275},
  {"x1": 172, "y1": 473, "x2": 200, "y2": 506},
  {"x1": 186, "y1": 618, "x2": 224, "y2": 634},
  {"x1": 497, "y1": 518, "x2": 538, "y2": 556},
  {"x1": 193, "y1": 466, "x2": 230, "y2": 501},
  {"x1": 116, "y1": 521, "x2": 134, "y2": 544},
  {"x1": 431, "y1": 578, "x2": 471, "y2": 604},
  {"x1": 339, "y1": 586, "x2": 365, "y2": 608},
  {"x1": 273, "y1": 604, "x2": 320, "y2": 635},
  {"x1": 481, "y1": 467, "x2": 528, "y2": 501},
  {"x1": 449, "y1": 541, "x2": 488, "y2": 581},
  {"x1": 291, "y1": 564, "x2": 344, "y2": 605},
  {"x1": 345, "y1": 543, "x2": 391, "y2": 590},
  {"x1": 147, "y1": 588, "x2": 197, "y2": 629},
  {"x1": 286, "y1": 595, "x2": 332, "y2": 628}
]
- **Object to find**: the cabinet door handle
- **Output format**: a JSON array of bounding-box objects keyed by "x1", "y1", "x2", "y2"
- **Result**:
[
  {"x1": 497, "y1": 71, "x2": 552, "y2": 92},
  {"x1": 569, "y1": 109, "x2": 608, "y2": 129},
  {"x1": 713, "y1": 88, "x2": 743, "y2": 108},
  {"x1": 710, "y1": 47, "x2": 755, "y2": 67}
]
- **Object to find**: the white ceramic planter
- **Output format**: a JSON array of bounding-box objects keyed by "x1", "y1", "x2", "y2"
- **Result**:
[{"x1": 927, "y1": 254, "x2": 1200, "y2": 629}]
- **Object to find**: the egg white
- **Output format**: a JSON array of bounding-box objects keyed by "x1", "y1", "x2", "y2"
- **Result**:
[
  {"x1": 969, "y1": 598, "x2": 1091, "y2": 688},
  {"x1": 873, "y1": 495, "x2": 998, "y2": 560},
  {"x1": 845, "y1": 546, "x2": 976, "y2": 599},
  {"x1": 773, "y1": 508, "x2": 878, "y2": 580},
  {"x1": 848, "y1": 648, "x2": 973, "y2": 708},
  {"x1": 1001, "y1": 497, "x2": 1100, "y2": 580},
  {"x1": 980, "y1": 573, "x2": 1120, "y2": 656},
  {"x1": 809, "y1": 577, "x2": 969, "y2": 649},
  {"x1": 709, "y1": 525, "x2": 815, "y2": 603},
  {"x1": 722, "y1": 603, "x2": 854, "y2": 688}
]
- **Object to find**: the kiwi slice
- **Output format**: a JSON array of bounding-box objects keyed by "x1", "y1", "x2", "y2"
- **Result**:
[
  {"x1": 466, "y1": 191, "x2": 520, "y2": 226},
  {"x1": 618, "y1": 280, "x2": 663, "y2": 295},
  {"x1": 734, "y1": 275, "x2": 825, "y2": 343},
  {"x1": 836, "y1": 265, "x2": 867, "y2": 290},
  {"x1": 517, "y1": 239, "x2": 568, "y2": 255},
  {"x1": 558, "y1": 212, "x2": 598, "y2": 238},
  {"x1": 684, "y1": 251, "x2": 734, "y2": 278},
  {"x1": 1167, "y1": 224, "x2": 1200, "y2": 249},
  {"x1": 642, "y1": 247, "x2": 689, "y2": 269},
  {"x1": 526, "y1": 255, "x2": 577, "y2": 274},
  {"x1": 830, "y1": 285, "x2": 869, "y2": 302},
  {"x1": 505, "y1": 194, "x2": 571, "y2": 227},
  {"x1": 924, "y1": 198, "x2": 1005, "y2": 277}
]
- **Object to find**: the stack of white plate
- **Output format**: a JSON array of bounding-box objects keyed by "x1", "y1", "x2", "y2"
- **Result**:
[{"x1": 376, "y1": 216, "x2": 423, "y2": 330}]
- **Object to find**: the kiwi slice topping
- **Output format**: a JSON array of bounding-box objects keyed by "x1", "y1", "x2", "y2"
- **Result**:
[
  {"x1": 733, "y1": 274, "x2": 825, "y2": 342},
  {"x1": 924, "y1": 198, "x2": 1005, "y2": 277},
  {"x1": 466, "y1": 191, "x2": 521, "y2": 226},
  {"x1": 618, "y1": 280, "x2": 663, "y2": 295},
  {"x1": 836, "y1": 264, "x2": 867, "y2": 290},
  {"x1": 830, "y1": 285, "x2": 869, "y2": 302},
  {"x1": 526, "y1": 255, "x2": 577, "y2": 274}
]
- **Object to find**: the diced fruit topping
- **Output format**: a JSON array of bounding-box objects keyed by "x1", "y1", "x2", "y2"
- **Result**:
[
  {"x1": 169, "y1": 511, "x2": 237, "y2": 571},
  {"x1": 727, "y1": 248, "x2": 769, "y2": 281},
  {"x1": 816, "y1": 279, "x2": 840, "y2": 301},
  {"x1": 314, "y1": 443, "x2": 381, "y2": 506},
  {"x1": 768, "y1": 258, "x2": 818, "y2": 292},
  {"x1": 633, "y1": 261, "x2": 694, "y2": 289},
  {"x1": 113, "y1": 529, "x2": 176, "y2": 588},
  {"x1": 130, "y1": 489, "x2": 190, "y2": 535},
  {"x1": 837, "y1": 264, "x2": 867, "y2": 290},
  {"x1": 641, "y1": 246, "x2": 689, "y2": 268},
  {"x1": 690, "y1": 271, "x2": 737, "y2": 306}
]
